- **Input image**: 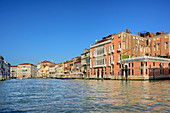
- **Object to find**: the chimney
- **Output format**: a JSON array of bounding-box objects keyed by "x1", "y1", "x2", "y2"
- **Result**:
[
  {"x1": 151, "y1": 32, "x2": 154, "y2": 37},
  {"x1": 128, "y1": 30, "x2": 130, "y2": 33},
  {"x1": 161, "y1": 31, "x2": 164, "y2": 34},
  {"x1": 125, "y1": 29, "x2": 128, "y2": 33},
  {"x1": 137, "y1": 32, "x2": 139, "y2": 36}
]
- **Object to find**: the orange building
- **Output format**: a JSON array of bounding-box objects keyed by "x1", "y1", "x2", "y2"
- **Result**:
[
  {"x1": 63, "y1": 56, "x2": 82, "y2": 78},
  {"x1": 90, "y1": 29, "x2": 170, "y2": 80}
]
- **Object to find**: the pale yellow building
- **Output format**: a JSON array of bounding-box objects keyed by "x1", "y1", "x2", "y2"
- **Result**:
[
  {"x1": 18, "y1": 63, "x2": 37, "y2": 78},
  {"x1": 37, "y1": 60, "x2": 55, "y2": 78},
  {"x1": 55, "y1": 62, "x2": 64, "y2": 77},
  {"x1": 10, "y1": 66, "x2": 18, "y2": 78}
]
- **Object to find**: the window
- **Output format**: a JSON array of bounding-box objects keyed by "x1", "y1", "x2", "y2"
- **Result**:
[
  {"x1": 119, "y1": 43, "x2": 121, "y2": 49},
  {"x1": 141, "y1": 62, "x2": 144, "y2": 66},
  {"x1": 105, "y1": 58, "x2": 107, "y2": 64},
  {"x1": 157, "y1": 43, "x2": 160, "y2": 51},
  {"x1": 112, "y1": 55, "x2": 114, "y2": 61},
  {"x1": 113, "y1": 44, "x2": 114, "y2": 50},
  {"x1": 132, "y1": 63, "x2": 134, "y2": 67},
  {"x1": 110, "y1": 57, "x2": 111, "y2": 64},
  {"x1": 132, "y1": 69, "x2": 134, "y2": 75},
  {"x1": 146, "y1": 62, "x2": 147, "y2": 66},
  {"x1": 105, "y1": 47, "x2": 107, "y2": 53},
  {"x1": 136, "y1": 45, "x2": 138, "y2": 51},
  {"x1": 153, "y1": 62, "x2": 155, "y2": 67},
  {"x1": 128, "y1": 69, "x2": 130, "y2": 75},
  {"x1": 146, "y1": 69, "x2": 147, "y2": 75},
  {"x1": 105, "y1": 67, "x2": 106, "y2": 75},
  {"x1": 129, "y1": 63, "x2": 130, "y2": 67},
  {"x1": 94, "y1": 69, "x2": 95, "y2": 75},
  {"x1": 165, "y1": 42, "x2": 168, "y2": 49},
  {"x1": 119, "y1": 54, "x2": 121, "y2": 60},
  {"x1": 141, "y1": 69, "x2": 143, "y2": 75},
  {"x1": 110, "y1": 67, "x2": 111, "y2": 74}
]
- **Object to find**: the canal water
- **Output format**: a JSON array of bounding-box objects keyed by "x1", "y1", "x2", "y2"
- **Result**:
[{"x1": 0, "y1": 79, "x2": 169, "y2": 112}]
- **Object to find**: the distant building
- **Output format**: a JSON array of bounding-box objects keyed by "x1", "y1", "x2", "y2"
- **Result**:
[
  {"x1": 0, "y1": 56, "x2": 10, "y2": 80},
  {"x1": 49, "y1": 66, "x2": 55, "y2": 77},
  {"x1": 81, "y1": 48, "x2": 90, "y2": 78},
  {"x1": 10, "y1": 66, "x2": 18, "y2": 78},
  {"x1": 37, "y1": 60, "x2": 55, "y2": 78},
  {"x1": 72, "y1": 56, "x2": 82, "y2": 78},
  {"x1": 17, "y1": 63, "x2": 37, "y2": 78},
  {"x1": 55, "y1": 63, "x2": 64, "y2": 77}
]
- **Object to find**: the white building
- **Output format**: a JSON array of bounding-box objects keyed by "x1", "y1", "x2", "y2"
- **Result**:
[
  {"x1": 0, "y1": 56, "x2": 10, "y2": 80},
  {"x1": 49, "y1": 66, "x2": 55, "y2": 77}
]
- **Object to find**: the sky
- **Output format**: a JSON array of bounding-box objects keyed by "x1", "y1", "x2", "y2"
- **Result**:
[{"x1": 0, "y1": 0, "x2": 170, "y2": 65}]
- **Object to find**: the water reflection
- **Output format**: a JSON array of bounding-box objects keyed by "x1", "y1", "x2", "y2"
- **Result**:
[{"x1": 0, "y1": 79, "x2": 169, "y2": 112}]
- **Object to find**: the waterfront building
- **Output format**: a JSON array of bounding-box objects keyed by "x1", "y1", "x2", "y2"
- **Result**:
[
  {"x1": 63, "y1": 61, "x2": 69, "y2": 76},
  {"x1": 90, "y1": 29, "x2": 170, "y2": 79},
  {"x1": 72, "y1": 56, "x2": 82, "y2": 78},
  {"x1": 63, "y1": 56, "x2": 82, "y2": 78},
  {"x1": 10, "y1": 66, "x2": 18, "y2": 78},
  {"x1": 0, "y1": 56, "x2": 10, "y2": 80},
  {"x1": 49, "y1": 66, "x2": 55, "y2": 77},
  {"x1": 37, "y1": 60, "x2": 55, "y2": 78},
  {"x1": 121, "y1": 56, "x2": 170, "y2": 79},
  {"x1": 17, "y1": 63, "x2": 37, "y2": 78},
  {"x1": 81, "y1": 48, "x2": 90, "y2": 78},
  {"x1": 55, "y1": 63, "x2": 64, "y2": 78}
]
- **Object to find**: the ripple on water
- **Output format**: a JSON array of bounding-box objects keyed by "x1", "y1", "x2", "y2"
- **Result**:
[{"x1": 0, "y1": 79, "x2": 169, "y2": 112}]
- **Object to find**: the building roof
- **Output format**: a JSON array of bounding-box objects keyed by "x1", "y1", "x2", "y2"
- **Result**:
[
  {"x1": 19, "y1": 63, "x2": 36, "y2": 66},
  {"x1": 11, "y1": 65, "x2": 18, "y2": 67},
  {"x1": 41, "y1": 60, "x2": 54, "y2": 64}
]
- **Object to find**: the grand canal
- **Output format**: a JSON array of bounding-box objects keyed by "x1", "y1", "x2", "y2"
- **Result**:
[{"x1": 0, "y1": 79, "x2": 169, "y2": 112}]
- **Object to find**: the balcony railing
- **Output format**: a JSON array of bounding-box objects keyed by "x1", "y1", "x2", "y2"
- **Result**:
[{"x1": 93, "y1": 64, "x2": 106, "y2": 68}]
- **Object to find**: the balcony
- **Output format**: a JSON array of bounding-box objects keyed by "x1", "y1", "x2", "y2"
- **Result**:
[
  {"x1": 111, "y1": 61, "x2": 114, "y2": 65},
  {"x1": 108, "y1": 63, "x2": 111, "y2": 66},
  {"x1": 117, "y1": 48, "x2": 121, "y2": 52},
  {"x1": 111, "y1": 50, "x2": 114, "y2": 53},
  {"x1": 104, "y1": 52, "x2": 107, "y2": 56},
  {"x1": 93, "y1": 64, "x2": 106, "y2": 68},
  {"x1": 117, "y1": 60, "x2": 121, "y2": 64}
]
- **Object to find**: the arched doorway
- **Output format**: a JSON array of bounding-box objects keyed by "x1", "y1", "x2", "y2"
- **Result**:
[
  {"x1": 101, "y1": 68, "x2": 103, "y2": 78},
  {"x1": 97, "y1": 69, "x2": 99, "y2": 78}
]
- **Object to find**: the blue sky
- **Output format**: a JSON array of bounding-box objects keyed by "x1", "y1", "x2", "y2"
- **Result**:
[{"x1": 0, "y1": 0, "x2": 170, "y2": 65}]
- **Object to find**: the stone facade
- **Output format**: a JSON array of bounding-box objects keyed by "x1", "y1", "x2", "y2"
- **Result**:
[
  {"x1": 81, "y1": 48, "x2": 90, "y2": 78},
  {"x1": 0, "y1": 56, "x2": 10, "y2": 80}
]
